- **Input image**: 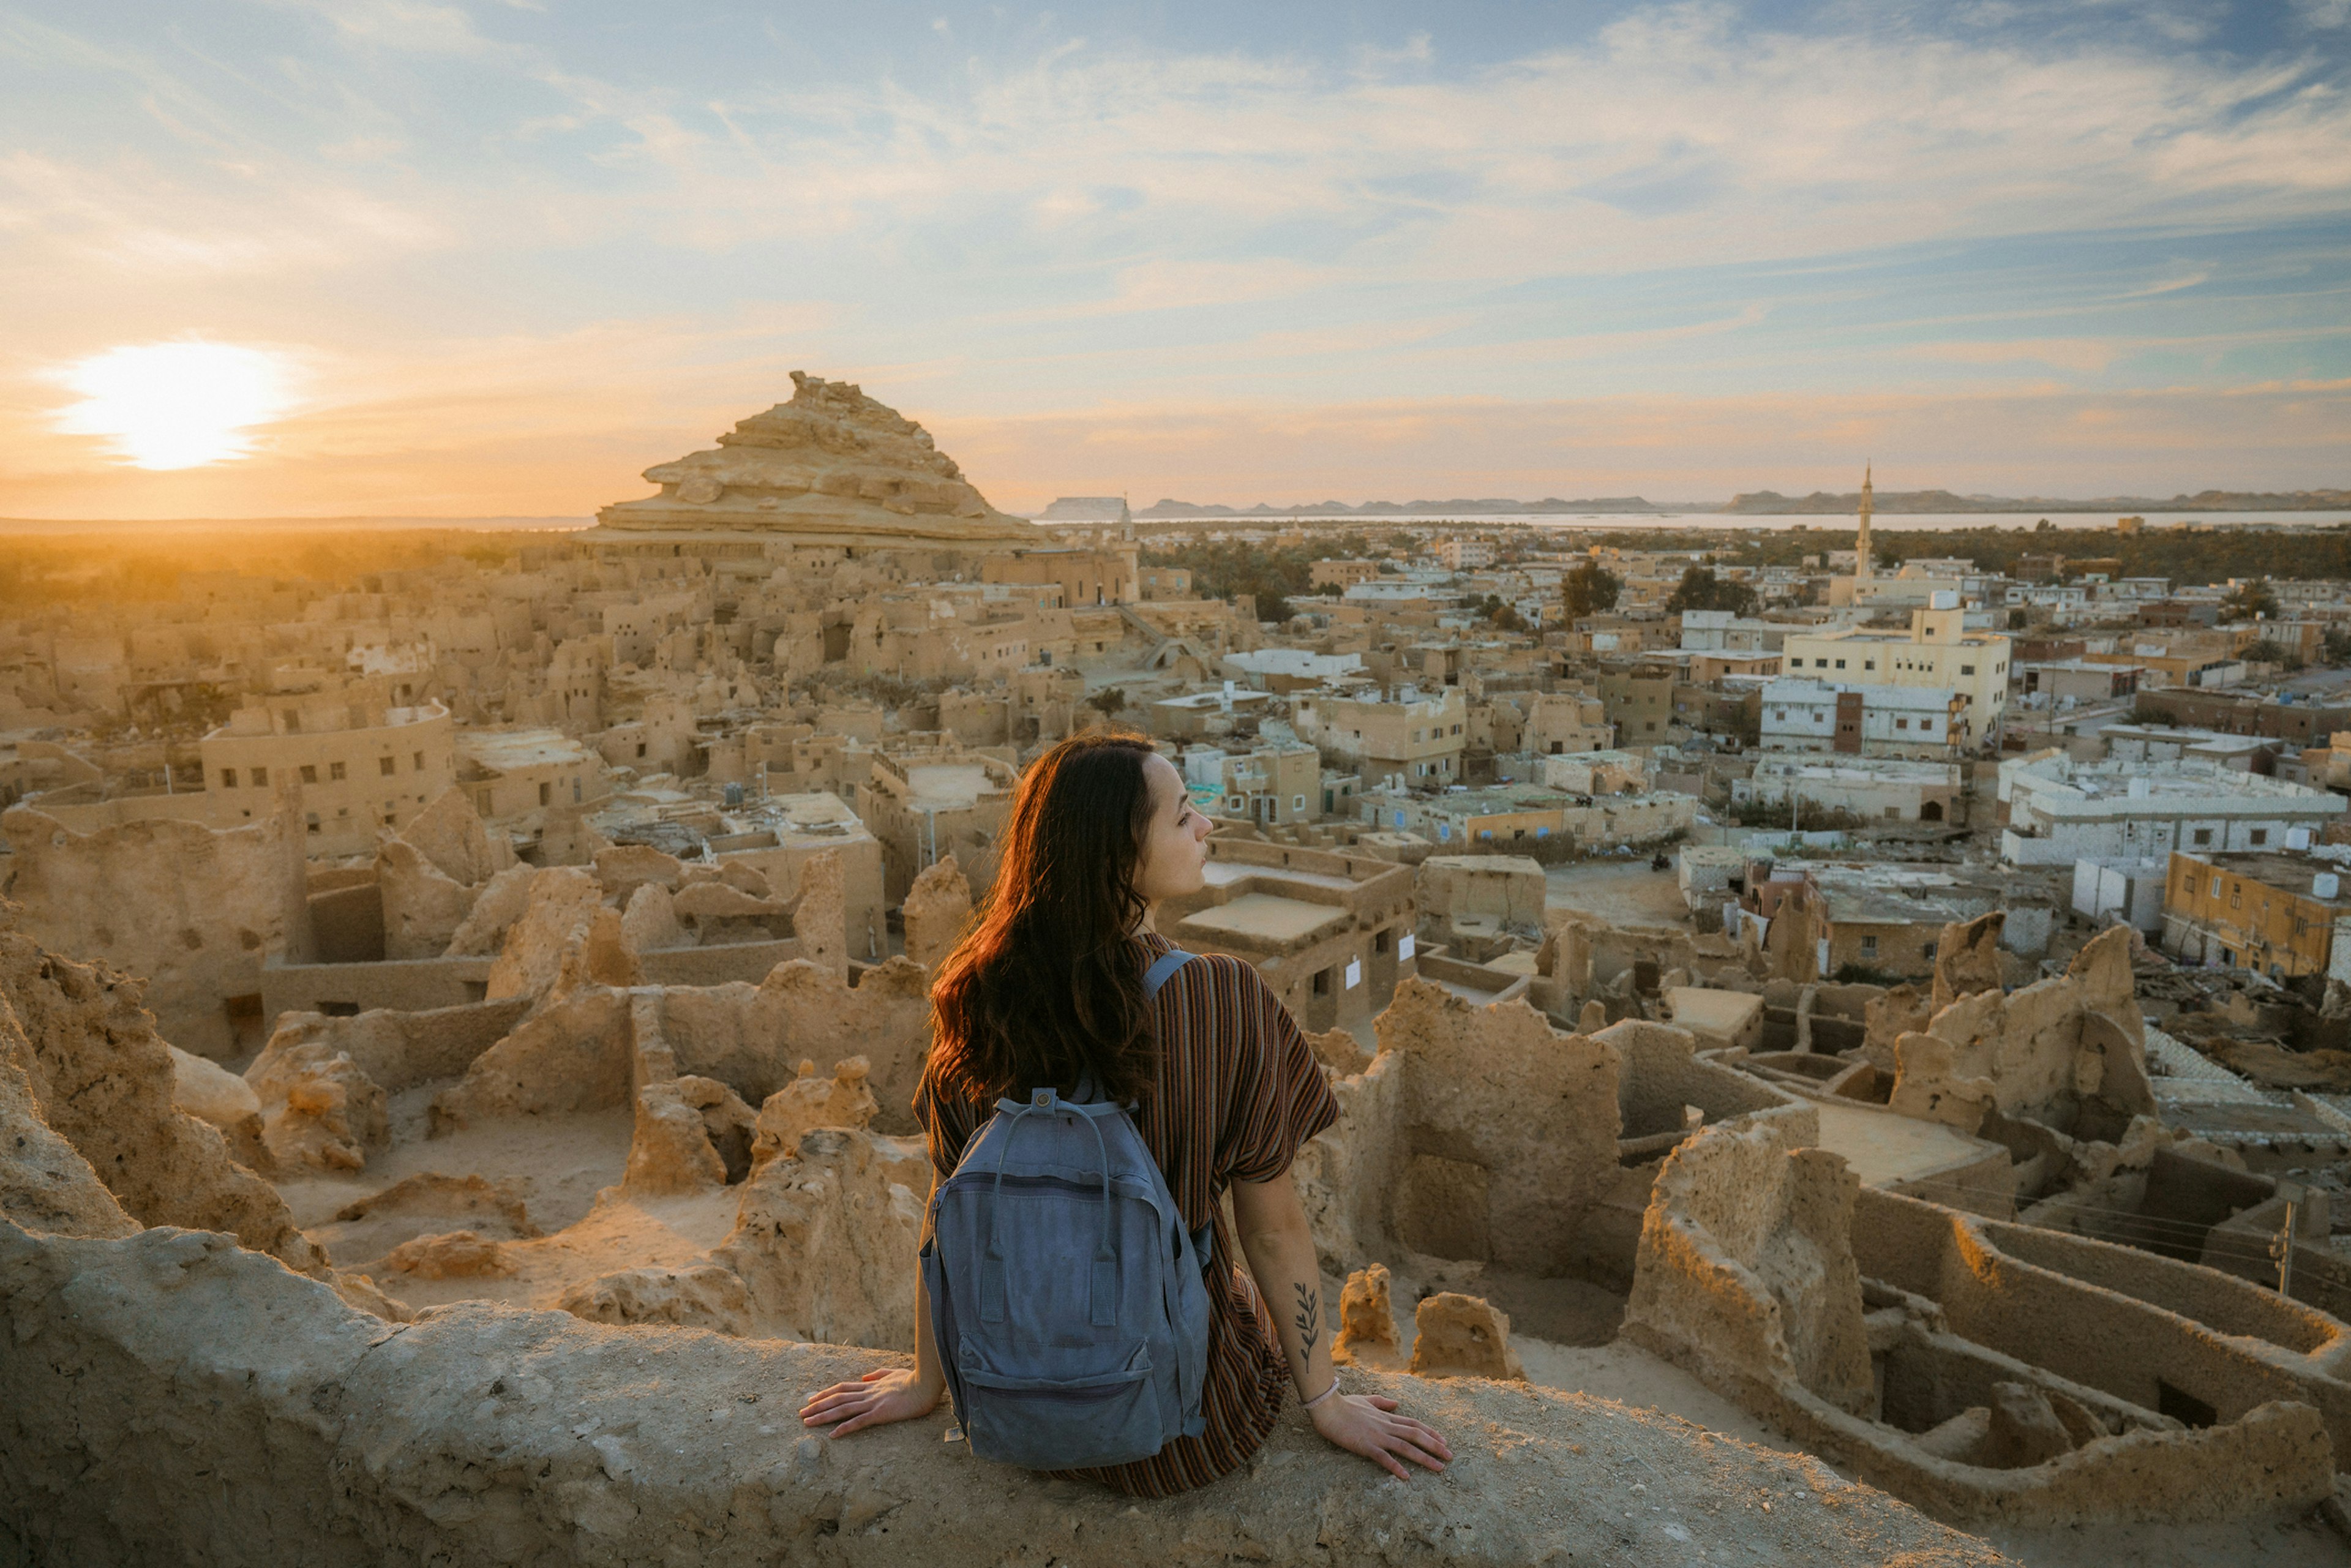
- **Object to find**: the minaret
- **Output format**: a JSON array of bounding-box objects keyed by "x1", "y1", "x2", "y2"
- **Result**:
[{"x1": 1855, "y1": 463, "x2": 1875, "y2": 582}]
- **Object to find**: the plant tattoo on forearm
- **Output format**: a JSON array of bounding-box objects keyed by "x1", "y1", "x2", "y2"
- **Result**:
[{"x1": 1291, "y1": 1281, "x2": 1322, "y2": 1372}]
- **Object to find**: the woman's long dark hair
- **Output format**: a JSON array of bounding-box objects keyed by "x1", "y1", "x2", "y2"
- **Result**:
[{"x1": 928, "y1": 731, "x2": 1162, "y2": 1106}]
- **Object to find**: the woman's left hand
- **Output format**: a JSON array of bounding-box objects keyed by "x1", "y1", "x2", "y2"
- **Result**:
[{"x1": 798, "y1": 1367, "x2": 942, "y2": 1437}]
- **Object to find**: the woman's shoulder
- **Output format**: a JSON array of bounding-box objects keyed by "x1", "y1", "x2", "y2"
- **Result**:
[{"x1": 1156, "y1": 947, "x2": 1284, "y2": 1019}]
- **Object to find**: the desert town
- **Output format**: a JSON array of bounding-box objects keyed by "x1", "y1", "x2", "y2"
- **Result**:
[{"x1": 12, "y1": 376, "x2": 2351, "y2": 1565}]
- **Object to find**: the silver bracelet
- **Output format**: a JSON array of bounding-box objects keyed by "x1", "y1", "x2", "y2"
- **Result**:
[{"x1": 1301, "y1": 1378, "x2": 1342, "y2": 1410}]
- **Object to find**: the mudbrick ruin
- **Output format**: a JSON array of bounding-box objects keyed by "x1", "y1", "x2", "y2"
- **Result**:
[{"x1": 8, "y1": 378, "x2": 2351, "y2": 1565}]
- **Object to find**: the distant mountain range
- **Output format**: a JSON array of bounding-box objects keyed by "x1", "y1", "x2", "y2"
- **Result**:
[
  {"x1": 1724, "y1": 489, "x2": 2351, "y2": 515},
  {"x1": 1132, "y1": 497, "x2": 1676, "y2": 518},
  {"x1": 1123, "y1": 488, "x2": 2349, "y2": 519}
]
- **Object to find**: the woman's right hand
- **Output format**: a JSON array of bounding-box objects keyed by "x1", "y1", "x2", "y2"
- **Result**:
[
  {"x1": 798, "y1": 1367, "x2": 940, "y2": 1437},
  {"x1": 1307, "y1": 1390, "x2": 1452, "y2": 1479}
]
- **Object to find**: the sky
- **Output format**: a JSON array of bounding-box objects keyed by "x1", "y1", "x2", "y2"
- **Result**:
[{"x1": 2, "y1": 0, "x2": 2347, "y2": 518}]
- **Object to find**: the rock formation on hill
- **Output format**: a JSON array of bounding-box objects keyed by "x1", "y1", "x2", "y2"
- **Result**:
[{"x1": 589, "y1": 372, "x2": 1040, "y2": 546}]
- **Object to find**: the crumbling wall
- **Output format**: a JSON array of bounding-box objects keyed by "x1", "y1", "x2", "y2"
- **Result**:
[
  {"x1": 1625, "y1": 1117, "x2": 1873, "y2": 1416},
  {"x1": 1625, "y1": 1120, "x2": 2341, "y2": 1526},
  {"x1": 0, "y1": 1221, "x2": 2003, "y2": 1568},
  {"x1": 1853, "y1": 1187, "x2": 2351, "y2": 1466},
  {"x1": 901, "y1": 853, "x2": 970, "y2": 972},
  {"x1": 248, "y1": 997, "x2": 533, "y2": 1096},
  {"x1": 1295, "y1": 980, "x2": 1619, "y2": 1277},
  {"x1": 378, "y1": 790, "x2": 519, "y2": 961},
  {"x1": 654, "y1": 957, "x2": 932, "y2": 1131},
  {"x1": 1888, "y1": 925, "x2": 2153, "y2": 1142},
  {"x1": 0, "y1": 928, "x2": 324, "y2": 1273},
  {"x1": 0, "y1": 806, "x2": 308, "y2": 1057}
]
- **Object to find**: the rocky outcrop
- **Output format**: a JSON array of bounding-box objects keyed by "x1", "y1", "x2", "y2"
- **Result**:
[
  {"x1": 1332, "y1": 1263, "x2": 1407, "y2": 1371},
  {"x1": 0, "y1": 1221, "x2": 2006, "y2": 1567},
  {"x1": 901, "y1": 854, "x2": 971, "y2": 972},
  {"x1": 590, "y1": 373, "x2": 1040, "y2": 546},
  {"x1": 713, "y1": 1126, "x2": 928, "y2": 1346},
  {"x1": 1409, "y1": 1292, "x2": 1526, "y2": 1382},
  {"x1": 250, "y1": 1043, "x2": 389, "y2": 1173},
  {"x1": 751, "y1": 1056, "x2": 880, "y2": 1171},
  {"x1": 0, "y1": 929, "x2": 324, "y2": 1274},
  {"x1": 557, "y1": 1263, "x2": 752, "y2": 1335}
]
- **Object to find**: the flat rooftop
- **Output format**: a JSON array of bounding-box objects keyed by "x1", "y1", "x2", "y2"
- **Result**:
[
  {"x1": 901, "y1": 762, "x2": 1000, "y2": 808},
  {"x1": 1176, "y1": 892, "x2": 1344, "y2": 945},
  {"x1": 1203, "y1": 860, "x2": 1360, "y2": 893}
]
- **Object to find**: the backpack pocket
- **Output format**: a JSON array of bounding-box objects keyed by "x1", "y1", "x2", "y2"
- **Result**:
[{"x1": 958, "y1": 1348, "x2": 1164, "y2": 1470}]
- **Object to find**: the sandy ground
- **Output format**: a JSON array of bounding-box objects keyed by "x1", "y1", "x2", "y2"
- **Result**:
[
  {"x1": 270, "y1": 1088, "x2": 744, "y2": 1313},
  {"x1": 1543, "y1": 858, "x2": 1693, "y2": 929}
]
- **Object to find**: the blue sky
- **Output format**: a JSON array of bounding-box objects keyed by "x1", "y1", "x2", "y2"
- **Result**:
[{"x1": 2, "y1": 0, "x2": 2345, "y2": 515}]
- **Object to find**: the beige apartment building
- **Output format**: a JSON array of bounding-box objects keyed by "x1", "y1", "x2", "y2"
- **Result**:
[
  {"x1": 1182, "y1": 742, "x2": 1321, "y2": 827},
  {"x1": 1290, "y1": 686, "x2": 1468, "y2": 790},
  {"x1": 455, "y1": 728, "x2": 612, "y2": 822},
  {"x1": 1779, "y1": 593, "x2": 2011, "y2": 745},
  {"x1": 1523, "y1": 690, "x2": 1613, "y2": 755},
  {"x1": 1309, "y1": 558, "x2": 1381, "y2": 591},
  {"x1": 202, "y1": 696, "x2": 456, "y2": 857}
]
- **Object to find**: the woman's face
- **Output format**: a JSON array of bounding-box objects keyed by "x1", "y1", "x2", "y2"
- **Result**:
[{"x1": 1133, "y1": 752, "x2": 1213, "y2": 904}]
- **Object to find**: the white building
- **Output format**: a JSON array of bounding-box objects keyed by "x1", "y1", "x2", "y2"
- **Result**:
[
  {"x1": 1779, "y1": 593, "x2": 2011, "y2": 746},
  {"x1": 2071, "y1": 857, "x2": 2169, "y2": 934},
  {"x1": 1678, "y1": 610, "x2": 1789, "y2": 653},
  {"x1": 1997, "y1": 750, "x2": 2347, "y2": 866},
  {"x1": 1758, "y1": 678, "x2": 1968, "y2": 760},
  {"x1": 1439, "y1": 539, "x2": 1496, "y2": 571},
  {"x1": 1735, "y1": 757, "x2": 1965, "y2": 825}
]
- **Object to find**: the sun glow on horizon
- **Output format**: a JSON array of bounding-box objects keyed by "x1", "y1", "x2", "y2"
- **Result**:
[{"x1": 54, "y1": 342, "x2": 296, "y2": 470}]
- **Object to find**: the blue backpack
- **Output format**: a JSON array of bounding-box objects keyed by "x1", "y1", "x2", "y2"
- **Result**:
[{"x1": 922, "y1": 948, "x2": 1213, "y2": 1469}]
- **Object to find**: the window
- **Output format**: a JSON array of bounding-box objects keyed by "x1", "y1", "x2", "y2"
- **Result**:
[
  {"x1": 1293, "y1": 795, "x2": 1306, "y2": 811},
  {"x1": 1228, "y1": 796, "x2": 1244, "y2": 811},
  {"x1": 636, "y1": 743, "x2": 647, "y2": 758},
  {"x1": 538, "y1": 782, "x2": 552, "y2": 806},
  {"x1": 2211, "y1": 876, "x2": 2222, "y2": 896},
  {"x1": 1865, "y1": 660, "x2": 1876, "y2": 670},
  {"x1": 413, "y1": 751, "x2": 425, "y2": 770},
  {"x1": 1860, "y1": 935, "x2": 1878, "y2": 955},
  {"x1": 252, "y1": 766, "x2": 268, "y2": 787},
  {"x1": 1311, "y1": 968, "x2": 1332, "y2": 996},
  {"x1": 300, "y1": 765, "x2": 318, "y2": 784},
  {"x1": 2193, "y1": 828, "x2": 2213, "y2": 847},
  {"x1": 1374, "y1": 929, "x2": 1390, "y2": 954},
  {"x1": 305, "y1": 812, "x2": 320, "y2": 835},
  {"x1": 1895, "y1": 718, "x2": 1908, "y2": 730},
  {"x1": 380, "y1": 756, "x2": 397, "y2": 776},
  {"x1": 2251, "y1": 829, "x2": 2268, "y2": 846},
  {"x1": 1961, "y1": 664, "x2": 1976, "y2": 677},
  {"x1": 1835, "y1": 659, "x2": 1846, "y2": 669},
  {"x1": 220, "y1": 768, "x2": 238, "y2": 789},
  {"x1": 329, "y1": 760, "x2": 347, "y2": 781},
  {"x1": 2229, "y1": 885, "x2": 2241, "y2": 909}
]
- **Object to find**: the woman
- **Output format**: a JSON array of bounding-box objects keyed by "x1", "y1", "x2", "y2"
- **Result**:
[{"x1": 799, "y1": 731, "x2": 1450, "y2": 1492}]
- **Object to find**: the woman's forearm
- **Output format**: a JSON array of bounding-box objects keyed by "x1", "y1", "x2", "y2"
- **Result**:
[{"x1": 1231, "y1": 1176, "x2": 1334, "y2": 1400}]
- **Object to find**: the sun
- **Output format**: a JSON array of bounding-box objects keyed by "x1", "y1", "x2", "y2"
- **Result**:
[{"x1": 54, "y1": 341, "x2": 296, "y2": 470}]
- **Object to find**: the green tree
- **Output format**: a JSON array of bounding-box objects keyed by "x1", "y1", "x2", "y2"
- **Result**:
[
  {"x1": 1085, "y1": 686, "x2": 1127, "y2": 715},
  {"x1": 2322, "y1": 627, "x2": 2351, "y2": 667},
  {"x1": 2243, "y1": 638, "x2": 2303, "y2": 671},
  {"x1": 1665, "y1": 565, "x2": 1758, "y2": 617},
  {"x1": 1562, "y1": 560, "x2": 1622, "y2": 619},
  {"x1": 2223, "y1": 579, "x2": 2281, "y2": 623}
]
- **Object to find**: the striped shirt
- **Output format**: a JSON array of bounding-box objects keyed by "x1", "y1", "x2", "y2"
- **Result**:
[{"x1": 914, "y1": 930, "x2": 1338, "y2": 1498}]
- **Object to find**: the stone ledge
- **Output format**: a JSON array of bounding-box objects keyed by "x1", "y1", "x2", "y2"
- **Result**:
[{"x1": 0, "y1": 1223, "x2": 2006, "y2": 1566}]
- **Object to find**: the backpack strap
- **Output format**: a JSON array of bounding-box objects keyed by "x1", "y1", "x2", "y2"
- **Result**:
[{"x1": 1142, "y1": 947, "x2": 1195, "y2": 1000}]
